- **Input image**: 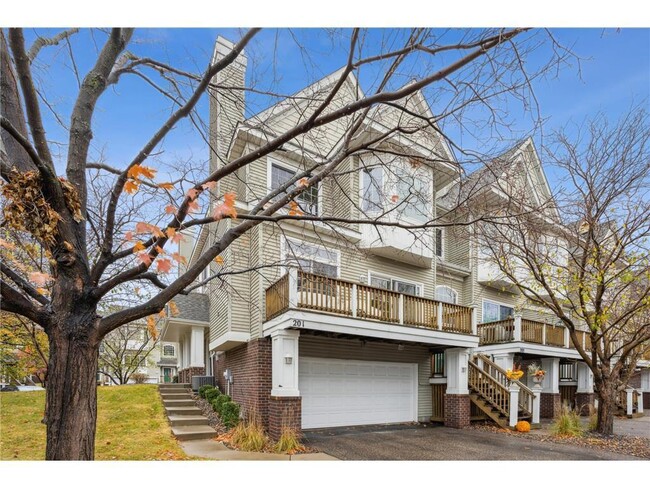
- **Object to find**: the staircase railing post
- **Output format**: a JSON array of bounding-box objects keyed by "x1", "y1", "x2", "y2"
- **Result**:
[
  {"x1": 513, "y1": 314, "x2": 522, "y2": 342},
  {"x1": 625, "y1": 388, "x2": 634, "y2": 417},
  {"x1": 532, "y1": 384, "x2": 542, "y2": 426},
  {"x1": 509, "y1": 383, "x2": 520, "y2": 428}
]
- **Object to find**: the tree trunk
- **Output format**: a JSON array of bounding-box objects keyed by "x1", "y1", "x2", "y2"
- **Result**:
[
  {"x1": 45, "y1": 327, "x2": 99, "y2": 460},
  {"x1": 595, "y1": 380, "x2": 615, "y2": 435}
]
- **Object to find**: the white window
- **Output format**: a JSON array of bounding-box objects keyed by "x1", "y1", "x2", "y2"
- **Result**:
[
  {"x1": 435, "y1": 286, "x2": 457, "y2": 304},
  {"x1": 482, "y1": 300, "x2": 514, "y2": 323},
  {"x1": 284, "y1": 238, "x2": 339, "y2": 278},
  {"x1": 369, "y1": 272, "x2": 422, "y2": 297},
  {"x1": 163, "y1": 345, "x2": 175, "y2": 357},
  {"x1": 270, "y1": 161, "x2": 319, "y2": 215},
  {"x1": 435, "y1": 228, "x2": 444, "y2": 258},
  {"x1": 391, "y1": 166, "x2": 431, "y2": 223}
]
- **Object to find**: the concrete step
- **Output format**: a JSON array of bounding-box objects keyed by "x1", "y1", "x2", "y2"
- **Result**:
[
  {"x1": 158, "y1": 383, "x2": 190, "y2": 390},
  {"x1": 160, "y1": 392, "x2": 192, "y2": 398},
  {"x1": 171, "y1": 425, "x2": 217, "y2": 441},
  {"x1": 168, "y1": 415, "x2": 211, "y2": 427},
  {"x1": 161, "y1": 395, "x2": 193, "y2": 402},
  {"x1": 163, "y1": 399, "x2": 196, "y2": 407},
  {"x1": 165, "y1": 406, "x2": 203, "y2": 416}
]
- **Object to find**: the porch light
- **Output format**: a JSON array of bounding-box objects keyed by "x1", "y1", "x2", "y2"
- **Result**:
[{"x1": 284, "y1": 354, "x2": 293, "y2": 365}]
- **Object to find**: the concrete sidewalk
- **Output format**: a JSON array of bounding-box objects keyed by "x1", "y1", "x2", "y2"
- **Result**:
[{"x1": 180, "y1": 439, "x2": 337, "y2": 460}]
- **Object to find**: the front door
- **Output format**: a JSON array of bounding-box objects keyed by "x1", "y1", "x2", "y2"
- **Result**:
[{"x1": 162, "y1": 367, "x2": 173, "y2": 383}]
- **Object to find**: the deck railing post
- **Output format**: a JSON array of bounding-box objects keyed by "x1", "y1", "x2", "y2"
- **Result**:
[
  {"x1": 437, "y1": 302, "x2": 443, "y2": 330},
  {"x1": 532, "y1": 384, "x2": 542, "y2": 426},
  {"x1": 542, "y1": 324, "x2": 547, "y2": 345},
  {"x1": 351, "y1": 283, "x2": 357, "y2": 318},
  {"x1": 471, "y1": 305, "x2": 478, "y2": 335},
  {"x1": 288, "y1": 268, "x2": 298, "y2": 309},
  {"x1": 509, "y1": 383, "x2": 520, "y2": 427},
  {"x1": 564, "y1": 327, "x2": 570, "y2": 348},
  {"x1": 625, "y1": 388, "x2": 634, "y2": 417},
  {"x1": 513, "y1": 314, "x2": 522, "y2": 342},
  {"x1": 398, "y1": 294, "x2": 404, "y2": 325},
  {"x1": 637, "y1": 389, "x2": 644, "y2": 414}
]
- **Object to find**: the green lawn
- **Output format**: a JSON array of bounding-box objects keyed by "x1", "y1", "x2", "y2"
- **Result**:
[{"x1": 0, "y1": 384, "x2": 189, "y2": 460}]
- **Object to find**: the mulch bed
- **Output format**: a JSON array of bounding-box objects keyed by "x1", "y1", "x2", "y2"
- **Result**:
[
  {"x1": 469, "y1": 422, "x2": 650, "y2": 459},
  {"x1": 190, "y1": 393, "x2": 227, "y2": 435}
]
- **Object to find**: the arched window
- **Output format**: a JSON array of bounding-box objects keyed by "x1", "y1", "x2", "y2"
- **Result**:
[
  {"x1": 435, "y1": 286, "x2": 457, "y2": 304},
  {"x1": 163, "y1": 344, "x2": 175, "y2": 357}
]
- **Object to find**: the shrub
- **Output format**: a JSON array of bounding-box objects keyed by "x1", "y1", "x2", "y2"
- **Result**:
[
  {"x1": 551, "y1": 405, "x2": 583, "y2": 437},
  {"x1": 273, "y1": 426, "x2": 304, "y2": 454},
  {"x1": 131, "y1": 373, "x2": 148, "y2": 384},
  {"x1": 172, "y1": 375, "x2": 178, "y2": 383},
  {"x1": 204, "y1": 388, "x2": 222, "y2": 403},
  {"x1": 515, "y1": 420, "x2": 530, "y2": 433},
  {"x1": 198, "y1": 385, "x2": 215, "y2": 399},
  {"x1": 212, "y1": 393, "x2": 231, "y2": 414},
  {"x1": 220, "y1": 401, "x2": 240, "y2": 428},
  {"x1": 230, "y1": 417, "x2": 266, "y2": 451}
]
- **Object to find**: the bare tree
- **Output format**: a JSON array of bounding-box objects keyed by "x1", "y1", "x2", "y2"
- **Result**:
[
  {"x1": 473, "y1": 108, "x2": 650, "y2": 434},
  {"x1": 98, "y1": 321, "x2": 159, "y2": 385},
  {"x1": 0, "y1": 27, "x2": 574, "y2": 459}
]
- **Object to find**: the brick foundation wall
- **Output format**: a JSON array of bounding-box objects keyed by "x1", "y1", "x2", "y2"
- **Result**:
[
  {"x1": 178, "y1": 366, "x2": 205, "y2": 384},
  {"x1": 444, "y1": 394, "x2": 470, "y2": 428},
  {"x1": 214, "y1": 338, "x2": 272, "y2": 428},
  {"x1": 540, "y1": 393, "x2": 561, "y2": 418},
  {"x1": 575, "y1": 392, "x2": 595, "y2": 415},
  {"x1": 268, "y1": 396, "x2": 302, "y2": 440}
]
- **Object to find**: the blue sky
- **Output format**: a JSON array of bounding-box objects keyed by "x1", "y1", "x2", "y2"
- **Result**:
[{"x1": 17, "y1": 28, "x2": 650, "y2": 188}]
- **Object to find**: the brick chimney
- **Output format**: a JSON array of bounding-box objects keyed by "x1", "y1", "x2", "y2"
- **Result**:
[{"x1": 209, "y1": 36, "x2": 247, "y2": 176}]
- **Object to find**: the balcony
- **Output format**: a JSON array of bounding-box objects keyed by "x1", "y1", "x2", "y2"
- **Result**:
[
  {"x1": 478, "y1": 316, "x2": 592, "y2": 350},
  {"x1": 265, "y1": 270, "x2": 476, "y2": 336},
  {"x1": 359, "y1": 224, "x2": 433, "y2": 268}
]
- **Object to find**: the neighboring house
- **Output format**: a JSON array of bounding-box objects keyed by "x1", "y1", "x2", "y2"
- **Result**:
[{"x1": 160, "y1": 36, "x2": 645, "y2": 437}]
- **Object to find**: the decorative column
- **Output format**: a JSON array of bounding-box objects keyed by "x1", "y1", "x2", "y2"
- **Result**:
[
  {"x1": 540, "y1": 357, "x2": 560, "y2": 418},
  {"x1": 269, "y1": 329, "x2": 301, "y2": 440},
  {"x1": 492, "y1": 353, "x2": 514, "y2": 372},
  {"x1": 575, "y1": 362, "x2": 595, "y2": 415},
  {"x1": 637, "y1": 389, "x2": 644, "y2": 415},
  {"x1": 182, "y1": 326, "x2": 206, "y2": 385},
  {"x1": 531, "y1": 384, "x2": 542, "y2": 426},
  {"x1": 625, "y1": 388, "x2": 634, "y2": 418},
  {"x1": 513, "y1": 314, "x2": 522, "y2": 342},
  {"x1": 509, "y1": 383, "x2": 520, "y2": 428},
  {"x1": 444, "y1": 348, "x2": 470, "y2": 428}
]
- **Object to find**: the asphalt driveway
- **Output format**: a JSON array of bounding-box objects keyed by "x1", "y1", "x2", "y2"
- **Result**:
[{"x1": 303, "y1": 423, "x2": 641, "y2": 460}]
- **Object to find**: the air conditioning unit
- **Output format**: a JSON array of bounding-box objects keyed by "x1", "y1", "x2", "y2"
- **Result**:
[{"x1": 191, "y1": 375, "x2": 216, "y2": 391}]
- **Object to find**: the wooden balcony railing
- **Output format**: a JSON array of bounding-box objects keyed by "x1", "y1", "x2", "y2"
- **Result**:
[
  {"x1": 479, "y1": 316, "x2": 587, "y2": 350},
  {"x1": 264, "y1": 269, "x2": 476, "y2": 335}
]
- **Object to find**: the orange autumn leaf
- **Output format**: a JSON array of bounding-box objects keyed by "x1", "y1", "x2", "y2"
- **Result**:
[
  {"x1": 146, "y1": 316, "x2": 158, "y2": 341},
  {"x1": 156, "y1": 258, "x2": 173, "y2": 273},
  {"x1": 171, "y1": 252, "x2": 187, "y2": 264},
  {"x1": 212, "y1": 192, "x2": 237, "y2": 220},
  {"x1": 214, "y1": 255, "x2": 224, "y2": 265},
  {"x1": 158, "y1": 309, "x2": 167, "y2": 318},
  {"x1": 29, "y1": 271, "x2": 52, "y2": 286},
  {"x1": 36, "y1": 287, "x2": 50, "y2": 296},
  {"x1": 188, "y1": 199, "x2": 200, "y2": 213},
  {"x1": 298, "y1": 177, "x2": 309, "y2": 187},
  {"x1": 186, "y1": 188, "x2": 200, "y2": 200},
  {"x1": 165, "y1": 205, "x2": 177, "y2": 215},
  {"x1": 169, "y1": 301, "x2": 180, "y2": 317},
  {"x1": 124, "y1": 180, "x2": 140, "y2": 194},
  {"x1": 171, "y1": 232, "x2": 184, "y2": 244},
  {"x1": 288, "y1": 201, "x2": 303, "y2": 216},
  {"x1": 391, "y1": 194, "x2": 399, "y2": 203},
  {"x1": 135, "y1": 222, "x2": 164, "y2": 237},
  {"x1": 128, "y1": 164, "x2": 157, "y2": 180},
  {"x1": 155, "y1": 246, "x2": 165, "y2": 254},
  {"x1": 124, "y1": 231, "x2": 134, "y2": 242},
  {"x1": 158, "y1": 182, "x2": 174, "y2": 190},
  {"x1": 136, "y1": 252, "x2": 152, "y2": 265},
  {"x1": 201, "y1": 181, "x2": 217, "y2": 190},
  {"x1": 133, "y1": 241, "x2": 146, "y2": 252}
]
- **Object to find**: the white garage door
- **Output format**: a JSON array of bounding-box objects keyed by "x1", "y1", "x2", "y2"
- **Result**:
[{"x1": 300, "y1": 357, "x2": 418, "y2": 429}]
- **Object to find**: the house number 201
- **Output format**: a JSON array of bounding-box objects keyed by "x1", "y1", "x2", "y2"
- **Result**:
[{"x1": 292, "y1": 319, "x2": 304, "y2": 328}]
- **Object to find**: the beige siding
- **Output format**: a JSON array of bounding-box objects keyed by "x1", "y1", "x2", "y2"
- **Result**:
[
  {"x1": 299, "y1": 334, "x2": 432, "y2": 421},
  {"x1": 435, "y1": 273, "x2": 467, "y2": 305}
]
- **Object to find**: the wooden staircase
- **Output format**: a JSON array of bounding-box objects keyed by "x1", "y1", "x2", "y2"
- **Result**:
[{"x1": 468, "y1": 354, "x2": 533, "y2": 428}]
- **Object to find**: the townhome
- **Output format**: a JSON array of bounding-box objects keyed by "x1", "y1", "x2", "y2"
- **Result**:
[{"x1": 160, "y1": 36, "x2": 645, "y2": 436}]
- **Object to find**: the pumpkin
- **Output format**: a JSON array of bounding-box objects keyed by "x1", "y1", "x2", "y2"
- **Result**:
[{"x1": 515, "y1": 420, "x2": 531, "y2": 432}]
